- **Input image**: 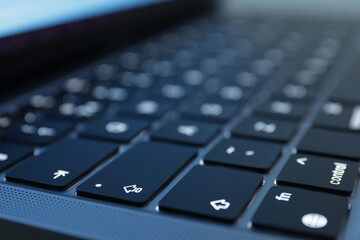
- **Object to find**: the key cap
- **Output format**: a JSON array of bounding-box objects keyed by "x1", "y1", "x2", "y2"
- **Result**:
[
  {"x1": 330, "y1": 57, "x2": 360, "y2": 104},
  {"x1": 232, "y1": 117, "x2": 297, "y2": 142},
  {"x1": 314, "y1": 102, "x2": 360, "y2": 132},
  {"x1": 204, "y1": 138, "x2": 282, "y2": 171},
  {"x1": 118, "y1": 98, "x2": 174, "y2": 119},
  {"x1": 92, "y1": 85, "x2": 131, "y2": 102},
  {"x1": 207, "y1": 85, "x2": 248, "y2": 105},
  {"x1": 252, "y1": 186, "x2": 348, "y2": 239},
  {"x1": 77, "y1": 142, "x2": 196, "y2": 205},
  {"x1": 277, "y1": 154, "x2": 359, "y2": 195},
  {"x1": 49, "y1": 100, "x2": 104, "y2": 123},
  {"x1": 151, "y1": 119, "x2": 220, "y2": 146},
  {"x1": 2, "y1": 120, "x2": 73, "y2": 145},
  {"x1": 275, "y1": 83, "x2": 313, "y2": 102},
  {"x1": 80, "y1": 116, "x2": 149, "y2": 143},
  {"x1": 298, "y1": 128, "x2": 360, "y2": 160},
  {"x1": 6, "y1": 138, "x2": 118, "y2": 190},
  {"x1": 254, "y1": 100, "x2": 306, "y2": 120},
  {"x1": 159, "y1": 165, "x2": 262, "y2": 222},
  {"x1": 182, "y1": 101, "x2": 238, "y2": 122},
  {"x1": 0, "y1": 143, "x2": 32, "y2": 171}
]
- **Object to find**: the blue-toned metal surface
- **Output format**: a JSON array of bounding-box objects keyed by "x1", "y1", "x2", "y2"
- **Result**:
[{"x1": 0, "y1": 13, "x2": 359, "y2": 240}]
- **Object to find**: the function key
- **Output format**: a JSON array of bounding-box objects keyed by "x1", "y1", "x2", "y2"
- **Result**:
[
  {"x1": 118, "y1": 98, "x2": 174, "y2": 119},
  {"x1": 182, "y1": 102, "x2": 238, "y2": 123},
  {"x1": 254, "y1": 100, "x2": 307, "y2": 121},
  {"x1": 298, "y1": 128, "x2": 360, "y2": 160},
  {"x1": 77, "y1": 142, "x2": 196, "y2": 205},
  {"x1": 152, "y1": 119, "x2": 220, "y2": 146},
  {"x1": 314, "y1": 102, "x2": 360, "y2": 132},
  {"x1": 277, "y1": 154, "x2": 359, "y2": 195},
  {"x1": 204, "y1": 138, "x2": 282, "y2": 171},
  {"x1": 49, "y1": 100, "x2": 104, "y2": 123},
  {"x1": 80, "y1": 116, "x2": 149, "y2": 143},
  {"x1": 209, "y1": 85, "x2": 247, "y2": 104},
  {"x1": 6, "y1": 138, "x2": 118, "y2": 190},
  {"x1": 92, "y1": 85, "x2": 131, "y2": 102},
  {"x1": 274, "y1": 83, "x2": 314, "y2": 103},
  {"x1": 29, "y1": 94, "x2": 57, "y2": 110},
  {"x1": 160, "y1": 165, "x2": 262, "y2": 222},
  {"x1": 0, "y1": 143, "x2": 32, "y2": 172},
  {"x1": 232, "y1": 117, "x2": 297, "y2": 143},
  {"x1": 63, "y1": 77, "x2": 91, "y2": 94},
  {"x1": 252, "y1": 186, "x2": 348, "y2": 239},
  {"x1": 2, "y1": 120, "x2": 72, "y2": 145}
]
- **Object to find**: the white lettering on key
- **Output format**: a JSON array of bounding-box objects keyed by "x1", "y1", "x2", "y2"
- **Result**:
[
  {"x1": 254, "y1": 121, "x2": 276, "y2": 134},
  {"x1": 210, "y1": 199, "x2": 230, "y2": 210},
  {"x1": 275, "y1": 192, "x2": 292, "y2": 202},
  {"x1": 349, "y1": 105, "x2": 360, "y2": 130},
  {"x1": 226, "y1": 146, "x2": 235, "y2": 154},
  {"x1": 302, "y1": 213, "x2": 328, "y2": 229},
  {"x1": 330, "y1": 162, "x2": 347, "y2": 185},
  {"x1": 177, "y1": 125, "x2": 198, "y2": 137},
  {"x1": 0, "y1": 153, "x2": 8, "y2": 161}
]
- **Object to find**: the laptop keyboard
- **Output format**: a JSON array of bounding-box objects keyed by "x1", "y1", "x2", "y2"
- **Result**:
[{"x1": 0, "y1": 15, "x2": 359, "y2": 239}]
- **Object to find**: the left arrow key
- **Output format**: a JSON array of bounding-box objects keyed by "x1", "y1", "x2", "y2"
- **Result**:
[{"x1": 6, "y1": 138, "x2": 118, "y2": 190}]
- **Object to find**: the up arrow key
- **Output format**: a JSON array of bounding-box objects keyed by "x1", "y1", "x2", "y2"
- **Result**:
[
  {"x1": 296, "y1": 157, "x2": 308, "y2": 166},
  {"x1": 210, "y1": 199, "x2": 231, "y2": 210},
  {"x1": 53, "y1": 170, "x2": 69, "y2": 179}
]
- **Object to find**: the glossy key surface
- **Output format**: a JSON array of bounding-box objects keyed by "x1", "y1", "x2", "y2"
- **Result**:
[
  {"x1": 77, "y1": 141, "x2": 196, "y2": 205},
  {"x1": 277, "y1": 154, "x2": 359, "y2": 195},
  {"x1": 160, "y1": 165, "x2": 262, "y2": 222},
  {"x1": 6, "y1": 138, "x2": 118, "y2": 190},
  {"x1": 253, "y1": 186, "x2": 349, "y2": 239},
  {"x1": 204, "y1": 138, "x2": 282, "y2": 171}
]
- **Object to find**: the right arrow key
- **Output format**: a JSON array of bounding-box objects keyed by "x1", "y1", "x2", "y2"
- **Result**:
[{"x1": 277, "y1": 154, "x2": 359, "y2": 195}]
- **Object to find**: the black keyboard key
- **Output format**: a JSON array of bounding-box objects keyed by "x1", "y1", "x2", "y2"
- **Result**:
[
  {"x1": 49, "y1": 100, "x2": 104, "y2": 122},
  {"x1": 253, "y1": 186, "x2": 348, "y2": 239},
  {"x1": 298, "y1": 128, "x2": 360, "y2": 160},
  {"x1": 183, "y1": 102, "x2": 237, "y2": 123},
  {"x1": 77, "y1": 142, "x2": 196, "y2": 205},
  {"x1": 207, "y1": 85, "x2": 248, "y2": 104},
  {"x1": 274, "y1": 83, "x2": 314, "y2": 103},
  {"x1": 232, "y1": 117, "x2": 296, "y2": 142},
  {"x1": 80, "y1": 116, "x2": 149, "y2": 143},
  {"x1": 314, "y1": 102, "x2": 360, "y2": 132},
  {"x1": 92, "y1": 85, "x2": 131, "y2": 102},
  {"x1": 6, "y1": 138, "x2": 118, "y2": 190},
  {"x1": 255, "y1": 100, "x2": 306, "y2": 120},
  {"x1": 118, "y1": 98, "x2": 174, "y2": 119},
  {"x1": 152, "y1": 119, "x2": 220, "y2": 146},
  {"x1": 2, "y1": 120, "x2": 72, "y2": 145},
  {"x1": 0, "y1": 143, "x2": 32, "y2": 171},
  {"x1": 330, "y1": 57, "x2": 360, "y2": 104},
  {"x1": 277, "y1": 154, "x2": 359, "y2": 195},
  {"x1": 159, "y1": 165, "x2": 262, "y2": 222},
  {"x1": 204, "y1": 138, "x2": 282, "y2": 171}
]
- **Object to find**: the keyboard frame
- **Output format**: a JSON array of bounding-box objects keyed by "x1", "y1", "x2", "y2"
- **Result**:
[{"x1": 0, "y1": 14, "x2": 359, "y2": 240}]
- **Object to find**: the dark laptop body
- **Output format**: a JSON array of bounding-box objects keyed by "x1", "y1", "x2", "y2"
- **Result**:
[{"x1": 1, "y1": 1, "x2": 360, "y2": 240}]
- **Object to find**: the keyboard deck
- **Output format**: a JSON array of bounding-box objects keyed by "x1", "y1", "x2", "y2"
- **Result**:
[{"x1": 0, "y1": 14, "x2": 360, "y2": 239}]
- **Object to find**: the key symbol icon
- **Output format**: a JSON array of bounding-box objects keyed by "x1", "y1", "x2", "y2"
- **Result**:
[{"x1": 254, "y1": 121, "x2": 276, "y2": 134}]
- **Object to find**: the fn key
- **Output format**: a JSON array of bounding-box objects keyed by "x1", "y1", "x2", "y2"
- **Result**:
[{"x1": 253, "y1": 187, "x2": 348, "y2": 239}]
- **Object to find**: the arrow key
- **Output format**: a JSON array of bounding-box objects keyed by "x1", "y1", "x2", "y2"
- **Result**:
[{"x1": 159, "y1": 165, "x2": 262, "y2": 222}]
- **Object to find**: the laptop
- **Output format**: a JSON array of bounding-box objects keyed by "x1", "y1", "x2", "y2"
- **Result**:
[{"x1": 0, "y1": 0, "x2": 359, "y2": 239}]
